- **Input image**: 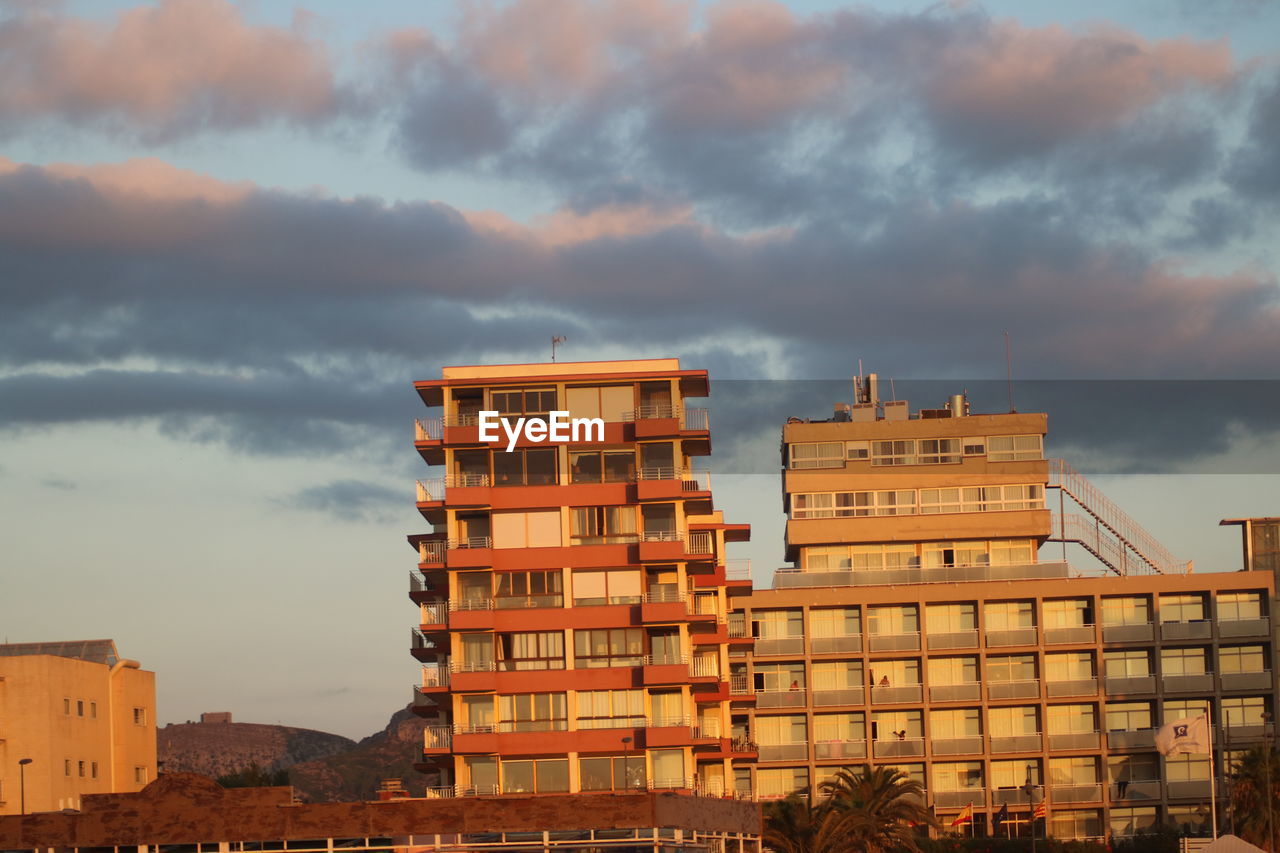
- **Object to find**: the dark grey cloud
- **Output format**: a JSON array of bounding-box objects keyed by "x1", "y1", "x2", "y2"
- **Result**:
[
  {"x1": 1227, "y1": 71, "x2": 1280, "y2": 199},
  {"x1": 279, "y1": 479, "x2": 405, "y2": 523}
]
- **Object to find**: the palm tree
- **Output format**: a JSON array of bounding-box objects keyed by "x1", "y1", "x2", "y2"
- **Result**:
[
  {"x1": 1229, "y1": 745, "x2": 1279, "y2": 853},
  {"x1": 763, "y1": 792, "x2": 856, "y2": 853},
  {"x1": 818, "y1": 765, "x2": 938, "y2": 853}
]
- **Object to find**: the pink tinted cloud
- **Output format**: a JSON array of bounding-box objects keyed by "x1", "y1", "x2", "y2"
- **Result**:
[
  {"x1": 926, "y1": 22, "x2": 1234, "y2": 153},
  {"x1": 0, "y1": 0, "x2": 338, "y2": 135}
]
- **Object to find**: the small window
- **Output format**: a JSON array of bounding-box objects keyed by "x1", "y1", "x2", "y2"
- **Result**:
[
  {"x1": 133, "y1": 707, "x2": 147, "y2": 726},
  {"x1": 134, "y1": 766, "x2": 148, "y2": 784},
  {"x1": 91, "y1": 761, "x2": 99, "y2": 779},
  {"x1": 77, "y1": 700, "x2": 84, "y2": 717},
  {"x1": 962, "y1": 437, "x2": 986, "y2": 456},
  {"x1": 78, "y1": 760, "x2": 85, "y2": 777},
  {"x1": 846, "y1": 441, "x2": 869, "y2": 460},
  {"x1": 65, "y1": 759, "x2": 72, "y2": 776},
  {"x1": 90, "y1": 701, "x2": 97, "y2": 719},
  {"x1": 64, "y1": 698, "x2": 71, "y2": 715}
]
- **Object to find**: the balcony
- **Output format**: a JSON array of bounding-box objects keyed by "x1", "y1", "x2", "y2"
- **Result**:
[
  {"x1": 641, "y1": 655, "x2": 689, "y2": 686},
  {"x1": 986, "y1": 627, "x2": 1038, "y2": 647},
  {"x1": 810, "y1": 635, "x2": 862, "y2": 654},
  {"x1": 724, "y1": 559, "x2": 753, "y2": 582},
  {"x1": 639, "y1": 589, "x2": 689, "y2": 624},
  {"x1": 1163, "y1": 672, "x2": 1214, "y2": 692},
  {"x1": 1108, "y1": 729, "x2": 1156, "y2": 749},
  {"x1": 728, "y1": 673, "x2": 752, "y2": 698},
  {"x1": 1104, "y1": 675, "x2": 1155, "y2": 695},
  {"x1": 447, "y1": 536, "x2": 493, "y2": 568},
  {"x1": 812, "y1": 687, "x2": 865, "y2": 707},
  {"x1": 1224, "y1": 723, "x2": 1273, "y2": 741},
  {"x1": 756, "y1": 689, "x2": 807, "y2": 709},
  {"x1": 1102, "y1": 622, "x2": 1154, "y2": 643},
  {"x1": 635, "y1": 466, "x2": 710, "y2": 501},
  {"x1": 418, "y1": 539, "x2": 445, "y2": 566},
  {"x1": 935, "y1": 790, "x2": 986, "y2": 809},
  {"x1": 1218, "y1": 616, "x2": 1270, "y2": 638},
  {"x1": 754, "y1": 637, "x2": 805, "y2": 656},
  {"x1": 1219, "y1": 670, "x2": 1272, "y2": 692},
  {"x1": 419, "y1": 601, "x2": 448, "y2": 627},
  {"x1": 422, "y1": 725, "x2": 452, "y2": 752},
  {"x1": 992, "y1": 788, "x2": 1031, "y2": 805},
  {"x1": 772, "y1": 561, "x2": 1070, "y2": 589},
  {"x1": 689, "y1": 656, "x2": 722, "y2": 680},
  {"x1": 420, "y1": 664, "x2": 449, "y2": 690},
  {"x1": 1045, "y1": 677, "x2": 1097, "y2": 697},
  {"x1": 414, "y1": 417, "x2": 443, "y2": 442},
  {"x1": 1166, "y1": 779, "x2": 1213, "y2": 799},
  {"x1": 759, "y1": 743, "x2": 808, "y2": 762},
  {"x1": 987, "y1": 679, "x2": 1040, "y2": 700},
  {"x1": 813, "y1": 739, "x2": 866, "y2": 760},
  {"x1": 990, "y1": 733, "x2": 1042, "y2": 753},
  {"x1": 927, "y1": 631, "x2": 978, "y2": 650},
  {"x1": 1110, "y1": 780, "x2": 1162, "y2": 801},
  {"x1": 1050, "y1": 783, "x2": 1102, "y2": 803},
  {"x1": 1048, "y1": 731, "x2": 1100, "y2": 750},
  {"x1": 868, "y1": 632, "x2": 920, "y2": 652},
  {"x1": 1160, "y1": 620, "x2": 1212, "y2": 641},
  {"x1": 929, "y1": 683, "x2": 981, "y2": 702},
  {"x1": 873, "y1": 738, "x2": 924, "y2": 758},
  {"x1": 932, "y1": 736, "x2": 984, "y2": 755},
  {"x1": 1044, "y1": 625, "x2": 1095, "y2": 645},
  {"x1": 870, "y1": 685, "x2": 922, "y2": 704}
]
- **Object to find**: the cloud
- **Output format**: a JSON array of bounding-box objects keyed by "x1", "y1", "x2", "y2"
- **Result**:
[
  {"x1": 279, "y1": 479, "x2": 405, "y2": 523},
  {"x1": 0, "y1": 0, "x2": 341, "y2": 138}
]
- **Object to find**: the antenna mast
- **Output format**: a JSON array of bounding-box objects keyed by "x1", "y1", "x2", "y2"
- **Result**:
[{"x1": 551, "y1": 336, "x2": 566, "y2": 362}]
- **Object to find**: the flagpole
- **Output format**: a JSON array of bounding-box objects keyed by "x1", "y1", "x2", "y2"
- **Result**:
[{"x1": 1207, "y1": 705, "x2": 1219, "y2": 840}]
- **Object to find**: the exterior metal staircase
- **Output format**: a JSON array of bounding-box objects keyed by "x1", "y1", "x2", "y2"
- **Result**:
[{"x1": 1046, "y1": 459, "x2": 1192, "y2": 576}]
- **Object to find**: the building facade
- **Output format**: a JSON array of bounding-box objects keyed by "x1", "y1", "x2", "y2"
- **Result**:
[
  {"x1": 407, "y1": 359, "x2": 755, "y2": 798},
  {"x1": 0, "y1": 639, "x2": 157, "y2": 815},
  {"x1": 732, "y1": 380, "x2": 1277, "y2": 840}
]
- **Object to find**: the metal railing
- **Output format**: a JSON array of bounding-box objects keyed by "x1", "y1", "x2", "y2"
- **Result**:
[
  {"x1": 986, "y1": 627, "x2": 1038, "y2": 646},
  {"x1": 1044, "y1": 624, "x2": 1096, "y2": 644},
  {"x1": 773, "y1": 560, "x2": 1071, "y2": 589},
  {"x1": 419, "y1": 602, "x2": 447, "y2": 624},
  {"x1": 416, "y1": 478, "x2": 445, "y2": 502},
  {"x1": 813, "y1": 739, "x2": 866, "y2": 760},
  {"x1": 687, "y1": 530, "x2": 714, "y2": 555},
  {"x1": 683, "y1": 407, "x2": 709, "y2": 431},
  {"x1": 449, "y1": 536, "x2": 492, "y2": 550},
  {"x1": 443, "y1": 413, "x2": 482, "y2": 427},
  {"x1": 1048, "y1": 458, "x2": 1190, "y2": 574},
  {"x1": 408, "y1": 572, "x2": 433, "y2": 594},
  {"x1": 683, "y1": 470, "x2": 712, "y2": 491},
  {"x1": 641, "y1": 529, "x2": 682, "y2": 543},
  {"x1": 929, "y1": 683, "x2": 982, "y2": 702},
  {"x1": 690, "y1": 656, "x2": 721, "y2": 678},
  {"x1": 932, "y1": 736, "x2": 984, "y2": 755},
  {"x1": 450, "y1": 597, "x2": 493, "y2": 611},
  {"x1": 729, "y1": 674, "x2": 750, "y2": 694},
  {"x1": 641, "y1": 588, "x2": 685, "y2": 604},
  {"x1": 631, "y1": 403, "x2": 677, "y2": 420},
  {"x1": 870, "y1": 684, "x2": 923, "y2": 704},
  {"x1": 723, "y1": 559, "x2": 752, "y2": 581},
  {"x1": 447, "y1": 472, "x2": 490, "y2": 488},
  {"x1": 423, "y1": 726, "x2": 452, "y2": 750},
  {"x1": 1048, "y1": 731, "x2": 1101, "y2": 750},
  {"x1": 418, "y1": 540, "x2": 445, "y2": 563},
  {"x1": 414, "y1": 418, "x2": 442, "y2": 441},
  {"x1": 450, "y1": 659, "x2": 497, "y2": 673},
  {"x1": 420, "y1": 665, "x2": 449, "y2": 688},
  {"x1": 1219, "y1": 616, "x2": 1271, "y2": 637},
  {"x1": 641, "y1": 654, "x2": 687, "y2": 667},
  {"x1": 1045, "y1": 676, "x2": 1098, "y2": 697},
  {"x1": 873, "y1": 737, "x2": 925, "y2": 758},
  {"x1": 867, "y1": 631, "x2": 920, "y2": 652}
]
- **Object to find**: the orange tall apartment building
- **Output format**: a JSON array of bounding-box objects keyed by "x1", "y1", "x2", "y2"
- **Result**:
[
  {"x1": 0, "y1": 640, "x2": 157, "y2": 815},
  {"x1": 406, "y1": 359, "x2": 756, "y2": 797},
  {"x1": 732, "y1": 377, "x2": 1278, "y2": 840}
]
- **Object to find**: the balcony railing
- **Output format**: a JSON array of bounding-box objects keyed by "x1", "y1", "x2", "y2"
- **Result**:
[
  {"x1": 683, "y1": 407, "x2": 709, "y2": 431},
  {"x1": 418, "y1": 540, "x2": 445, "y2": 564},
  {"x1": 1103, "y1": 675, "x2": 1155, "y2": 695},
  {"x1": 423, "y1": 726, "x2": 452, "y2": 750},
  {"x1": 724, "y1": 559, "x2": 752, "y2": 581},
  {"x1": 759, "y1": 742, "x2": 808, "y2": 762},
  {"x1": 642, "y1": 654, "x2": 688, "y2": 667},
  {"x1": 873, "y1": 738, "x2": 925, "y2": 758},
  {"x1": 449, "y1": 536, "x2": 492, "y2": 550},
  {"x1": 415, "y1": 418, "x2": 442, "y2": 441},
  {"x1": 1163, "y1": 672, "x2": 1214, "y2": 692},
  {"x1": 631, "y1": 403, "x2": 678, "y2": 420},
  {"x1": 1159, "y1": 620, "x2": 1212, "y2": 641},
  {"x1": 935, "y1": 790, "x2": 986, "y2": 809},
  {"x1": 813, "y1": 739, "x2": 866, "y2": 760},
  {"x1": 754, "y1": 636, "x2": 804, "y2": 656},
  {"x1": 1045, "y1": 677, "x2": 1097, "y2": 697},
  {"x1": 419, "y1": 602, "x2": 448, "y2": 625},
  {"x1": 1102, "y1": 622, "x2": 1154, "y2": 643},
  {"x1": 992, "y1": 788, "x2": 1031, "y2": 805},
  {"x1": 756, "y1": 689, "x2": 807, "y2": 708},
  {"x1": 928, "y1": 682, "x2": 980, "y2": 702},
  {"x1": 409, "y1": 572, "x2": 433, "y2": 594},
  {"x1": 642, "y1": 588, "x2": 685, "y2": 604},
  {"x1": 773, "y1": 561, "x2": 1070, "y2": 589},
  {"x1": 447, "y1": 472, "x2": 490, "y2": 488},
  {"x1": 416, "y1": 478, "x2": 445, "y2": 502},
  {"x1": 450, "y1": 597, "x2": 494, "y2": 611},
  {"x1": 421, "y1": 665, "x2": 449, "y2": 688},
  {"x1": 1110, "y1": 780, "x2": 1162, "y2": 801},
  {"x1": 1218, "y1": 616, "x2": 1270, "y2": 638},
  {"x1": 1166, "y1": 779, "x2": 1213, "y2": 798},
  {"x1": 987, "y1": 679, "x2": 1039, "y2": 700},
  {"x1": 1219, "y1": 669, "x2": 1272, "y2": 691},
  {"x1": 932, "y1": 736, "x2": 984, "y2": 755},
  {"x1": 1108, "y1": 729, "x2": 1156, "y2": 749},
  {"x1": 690, "y1": 657, "x2": 721, "y2": 678},
  {"x1": 986, "y1": 627, "x2": 1038, "y2": 647},
  {"x1": 1048, "y1": 731, "x2": 1100, "y2": 750},
  {"x1": 450, "y1": 659, "x2": 497, "y2": 673},
  {"x1": 870, "y1": 685, "x2": 923, "y2": 704},
  {"x1": 687, "y1": 530, "x2": 714, "y2": 555},
  {"x1": 1050, "y1": 783, "x2": 1103, "y2": 803},
  {"x1": 867, "y1": 631, "x2": 920, "y2": 652},
  {"x1": 810, "y1": 635, "x2": 862, "y2": 654},
  {"x1": 927, "y1": 631, "x2": 979, "y2": 650},
  {"x1": 729, "y1": 674, "x2": 750, "y2": 694},
  {"x1": 990, "y1": 733, "x2": 1042, "y2": 753}
]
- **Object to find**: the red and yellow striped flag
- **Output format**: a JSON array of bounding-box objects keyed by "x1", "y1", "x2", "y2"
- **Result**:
[{"x1": 951, "y1": 803, "x2": 974, "y2": 827}]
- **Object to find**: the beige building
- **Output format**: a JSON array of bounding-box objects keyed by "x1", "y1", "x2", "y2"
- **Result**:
[
  {"x1": 730, "y1": 378, "x2": 1278, "y2": 841},
  {"x1": 0, "y1": 640, "x2": 157, "y2": 814}
]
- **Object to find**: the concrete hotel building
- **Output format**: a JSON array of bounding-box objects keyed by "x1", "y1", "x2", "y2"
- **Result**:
[
  {"x1": 0, "y1": 639, "x2": 157, "y2": 815},
  {"x1": 732, "y1": 378, "x2": 1278, "y2": 840},
  {"x1": 407, "y1": 359, "x2": 756, "y2": 798}
]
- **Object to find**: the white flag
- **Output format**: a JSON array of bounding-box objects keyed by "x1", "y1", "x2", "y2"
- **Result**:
[{"x1": 1154, "y1": 714, "x2": 1210, "y2": 756}]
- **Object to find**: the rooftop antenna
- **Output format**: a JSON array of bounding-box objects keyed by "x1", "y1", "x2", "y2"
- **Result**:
[
  {"x1": 889, "y1": 378, "x2": 897, "y2": 401},
  {"x1": 856, "y1": 359, "x2": 864, "y2": 405},
  {"x1": 551, "y1": 335, "x2": 566, "y2": 362},
  {"x1": 1004, "y1": 331, "x2": 1017, "y2": 413}
]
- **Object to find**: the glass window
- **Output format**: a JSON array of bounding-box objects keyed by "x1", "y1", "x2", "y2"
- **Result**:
[
  {"x1": 1110, "y1": 807, "x2": 1158, "y2": 838},
  {"x1": 925, "y1": 603, "x2": 977, "y2": 633},
  {"x1": 934, "y1": 762, "x2": 984, "y2": 791},
  {"x1": 789, "y1": 442, "x2": 845, "y2": 469},
  {"x1": 1047, "y1": 704, "x2": 1097, "y2": 734},
  {"x1": 491, "y1": 387, "x2": 555, "y2": 417},
  {"x1": 576, "y1": 690, "x2": 645, "y2": 729},
  {"x1": 869, "y1": 660, "x2": 920, "y2": 686},
  {"x1": 756, "y1": 767, "x2": 808, "y2": 798},
  {"x1": 987, "y1": 434, "x2": 1044, "y2": 461},
  {"x1": 917, "y1": 438, "x2": 961, "y2": 464},
  {"x1": 650, "y1": 748, "x2": 686, "y2": 787},
  {"x1": 571, "y1": 569, "x2": 641, "y2": 606},
  {"x1": 1044, "y1": 599, "x2": 1091, "y2": 628},
  {"x1": 579, "y1": 756, "x2": 644, "y2": 791},
  {"x1": 813, "y1": 713, "x2": 863, "y2": 741},
  {"x1": 1104, "y1": 650, "x2": 1151, "y2": 678},
  {"x1": 570, "y1": 506, "x2": 637, "y2": 544},
  {"x1": 1219, "y1": 645, "x2": 1266, "y2": 673},
  {"x1": 498, "y1": 693, "x2": 568, "y2": 732},
  {"x1": 1159, "y1": 594, "x2": 1206, "y2": 623},
  {"x1": 496, "y1": 631, "x2": 564, "y2": 670},
  {"x1": 1218, "y1": 591, "x2": 1264, "y2": 620},
  {"x1": 570, "y1": 450, "x2": 636, "y2": 484},
  {"x1": 1106, "y1": 703, "x2": 1152, "y2": 732},
  {"x1": 927, "y1": 657, "x2": 979, "y2": 685},
  {"x1": 872, "y1": 710, "x2": 923, "y2": 739},
  {"x1": 1161, "y1": 647, "x2": 1208, "y2": 676},
  {"x1": 494, "y1": 570, "x2": 563, "y2": 608},
  {"x1": 1048, "y1": 756, "x2": 1099, "y2": 785},
  {"x1": 867, "y1": 605, "x2": 919, "y2": 634},
  {"x1": 930, "y1": 708, "x2": 982, "y2": 739},
  {"x1": 492, "y1": 448, "x2": 558, "y2": 486},
  {"x1": 987, "y1": 655, "x2": 1036, "y2": 682},
  {"x1": 1222, "y1": 696, "x2": 1267, "y2": 728},
  {"x1": 756, "y1": 715, "x2": 807, "y2": 746},
  {"x1": 812, "y1": 660, "x2": 862, "y2": 690},
  {"x1": 755, "y1": 609, "x2": 804, "y2": 638},
  {"x1": 755, "y1": 662, "x2": 807, "y2": 691},
  {"x1": 871, "y1": 439, "x2": 916, "y2": 466},
  {"x1": 985, "y1": 601, "x2": 1035, "y2": 630},
  {"x1": 810, "y1": 607, "x2": 859, "y2": 637},
  {"x1": 1101, "y1": 597, "x2": 1150, "y2": 626},
  {"x1": 1108, "y1": 753, "x2": 1158, "y2": 783},
  {"x1": 573, "y1": 628, "x2": 643, "y2": 668},
  {"x1": 988, "y1": 706, "x2": 1039, "y2": 736},
  {"x1": 992, "y1": 759, "x2": 1040, "y2": 788},
  {"x1": 1045, "y1": 652, "x2": 1094, "y2": 680},
  {"x1": 1165, "y1": 754, "x2": 1210, "y2": 782}
]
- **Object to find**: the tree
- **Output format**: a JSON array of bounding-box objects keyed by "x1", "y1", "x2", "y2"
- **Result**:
[
  {"x1": 762, "y1": 764, "x2": 939, "y2": 853},
  {"x1": 820, "y1": 765, "x2": 939, "y2": 853},
  {"x1": 1228, "y1": 744, "x2": 1280, "y2": 853}
]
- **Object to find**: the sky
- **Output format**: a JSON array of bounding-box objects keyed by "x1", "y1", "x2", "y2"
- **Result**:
[{"x1": 0, "y1": 0, "x2": 1278, "y2": 740}]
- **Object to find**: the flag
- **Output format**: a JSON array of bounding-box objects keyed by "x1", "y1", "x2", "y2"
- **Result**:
[
  {"x1": 992, "y1": 802, "x2": 1009, "y2": 832},
  {"x1": 1154, "y1": 714, "x2": 1210, "y2": 756},
  {"x1": 951, "y1": 803, "x2": 973, "y2": 828},
  {"x1": 1034, "y1": 796, "x2": 1047, "y2": 820}
]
